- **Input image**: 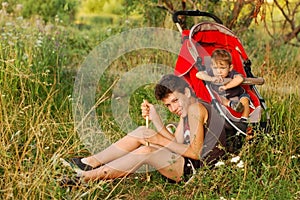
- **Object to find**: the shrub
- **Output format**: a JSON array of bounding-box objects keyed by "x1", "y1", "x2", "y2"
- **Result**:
[{"x1": 18, "y1": 0, "x2": 78, "y2": 24}]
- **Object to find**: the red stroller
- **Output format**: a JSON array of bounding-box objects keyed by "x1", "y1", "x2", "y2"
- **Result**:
[{"x1": 172, "y1": 11, "x2": 269, "y2": 141}]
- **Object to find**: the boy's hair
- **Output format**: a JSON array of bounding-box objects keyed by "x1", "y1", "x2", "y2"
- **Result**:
[
  {"x1": 154, "y1": 74, "x2": 194, "y2": 100},
  {"x1": 211, "y1": 49, "x2": 232, "y2": 65}
]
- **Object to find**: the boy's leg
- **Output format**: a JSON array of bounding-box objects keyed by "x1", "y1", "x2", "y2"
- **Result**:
[
  {"x1": 81, "y1": 146, "x2": 185, "y2": 182},
  {"x1": 82, "y1": 127, "x2": 156, "y2": 168}
]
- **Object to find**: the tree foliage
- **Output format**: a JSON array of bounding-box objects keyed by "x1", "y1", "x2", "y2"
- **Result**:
[
  {"x1": 79, "y1": 0, "x2": 124, "y2": 15},
  {"x1": 0, "y1": 0, "x2": 78, "y2": 23},
  {"x1": 1, "y1": 0, "x2": 298, "y2": 45},
  {"x1": 124, "y1": 0, "x2": 299, "y2": 46},
  {"x1": 264, "y1": 0, "x2": 300, "y2": 46},
  {"x1": 79, "y1": 0, "x2": 106, "y2": 14}
]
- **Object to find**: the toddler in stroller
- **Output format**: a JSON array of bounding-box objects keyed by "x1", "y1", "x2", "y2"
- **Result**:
[{"x1": 196, "y1": 49, "x2": 250, "y2": 124}]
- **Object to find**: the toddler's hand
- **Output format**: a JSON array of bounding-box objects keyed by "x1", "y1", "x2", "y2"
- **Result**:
[
  {"x1": 212, "y1": 76, "x2": 223, "y2": 83},
  {"x1": 219, "y1": 85, "x2": 227, "y2": 91}
]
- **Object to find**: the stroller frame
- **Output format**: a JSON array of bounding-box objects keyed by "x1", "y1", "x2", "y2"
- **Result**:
[{"x1": 172, "y1": 10, "x2": 270, "y2": 136}]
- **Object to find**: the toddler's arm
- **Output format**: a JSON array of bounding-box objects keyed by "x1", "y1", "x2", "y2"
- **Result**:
[
  {"x1": 219, "y1": 74, "x2": 244, "y2": 91},
  {"x1": 196, "y1": 71, "x2": 223, "y2": 83}
]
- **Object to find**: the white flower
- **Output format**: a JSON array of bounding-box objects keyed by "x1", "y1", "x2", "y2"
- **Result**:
[
  {"x1": 291, "y1": 155, "x2": 300, "y2": 159},
  {"x1": 22, "y1": 54, "x2": 28, "y2": 60},
  {"x1": 16, "y1": 4, "x2": 23, "y2": 12},
  {"x1": 236, "y1": 160, "x2": 244, "y2": 168},
  {"x1": 220, "y1": 197, "x2": 227, "y2": 200},
  {"x1": 68, "y1": 95, "x2": 73, "y2": 101},
  {"x1": 215, "y1": 161, "x2": 225, "y2": 167},
  {"x1": 36, "y1": 39, "x2": 43, "y2": 47},
  {"x1": 5, "y1": 22, "x2": 13, "y2": 26},
  {"x1": 10, "y1": 130, "x2": 21, "y2": 140},
  {"x1": 16, "y1": 16, "x2": 23, "y2": 21},
  {"x1": 2, "y1": 2, "x2": 9, "y2": 8},
  {"x1": 230, "y1": 156, "x2": 240, "y2": 163},
  {"x1": 55, "y1": 15, "x2": 59, "y2": 23}
]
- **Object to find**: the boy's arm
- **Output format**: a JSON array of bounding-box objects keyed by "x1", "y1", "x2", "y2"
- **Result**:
[
  {"x1": 147, "y1": 103, "x2": 207, "y2": 160},
  {"x1": 152, "y1": 117, "x2": 176, "y2": 141},
  {"x1": 141, "y1": 100, "x2": 175, "y2": 140}
]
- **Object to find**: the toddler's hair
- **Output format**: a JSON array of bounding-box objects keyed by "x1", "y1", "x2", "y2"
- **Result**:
[{"x1": 211, "y1": 49, "x2": 232, "y2": 65}]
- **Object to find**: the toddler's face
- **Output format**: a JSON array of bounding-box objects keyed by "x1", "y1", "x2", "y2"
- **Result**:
[{"x1": 211, "y1": 60, "x2": 231, "y2": 78}]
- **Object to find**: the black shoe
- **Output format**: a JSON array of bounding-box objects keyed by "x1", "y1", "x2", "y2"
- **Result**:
[
  {"x1": 230, "y1": 101, "x2": 244, "y2": 112},
  {"x1": 70, "y1": 157, "x2": 94, "y2": 171},
  {"x1": 237, "y1": 122, "x2": 248, "y2": 133},
  {"x1": 240, "y1": 117, "x2": 248, "y2": 123},
  {"x1": 60, "y1": 176, "x2": 82, "y2": 187}
]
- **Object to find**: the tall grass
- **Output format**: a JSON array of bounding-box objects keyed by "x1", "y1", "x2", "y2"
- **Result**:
[{"x1": 0, "y1": 8, "x2": 299, "y2": 200}]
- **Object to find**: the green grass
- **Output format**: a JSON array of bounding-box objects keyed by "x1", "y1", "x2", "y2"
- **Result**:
[{"x1": 0, "y1": 9, "x2": 299, "y2": 200}]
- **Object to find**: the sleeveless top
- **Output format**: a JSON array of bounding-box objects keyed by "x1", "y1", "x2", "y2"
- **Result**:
[
  {"x1": 183, "y1": 116, "x2": 191, "y2": 144},
  {"x1": 183, "y1": 100, "x2": 226, "y2": 161}
]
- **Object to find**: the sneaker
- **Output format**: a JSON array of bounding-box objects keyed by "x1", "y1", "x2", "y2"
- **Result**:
[
  {"x1": 240, "y1": 117, "x2": 248, "y2": 123},
  {"x1": 229, "y1": 101, "x2": 244, "y2": 112},
  {"x1": 70, "y1": 157, "x2": 94, "y2": 171},
  {"x1": 237, "y1": 122, "x2": 248, "y2": 133},
  {"x1": 60, "y1": 175, "x2": 82, "y2": 187}
]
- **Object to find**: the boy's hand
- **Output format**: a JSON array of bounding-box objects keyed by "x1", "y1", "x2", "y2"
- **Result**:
[
  {"x1": 141, "y1": 100, "x2": 159, "y2": 122},
  {"x1": 141, "y1": 100, "x2": 150, "y2": 119}
]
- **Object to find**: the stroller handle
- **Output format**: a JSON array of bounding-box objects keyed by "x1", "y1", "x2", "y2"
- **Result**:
[{"x1": 172, "y1": 10, "x2": 223, "y2": 25}]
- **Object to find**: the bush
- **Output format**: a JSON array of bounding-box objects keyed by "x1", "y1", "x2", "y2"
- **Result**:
[{"x1": 19, "y1": 0, "x2": 78, "y2": 23}]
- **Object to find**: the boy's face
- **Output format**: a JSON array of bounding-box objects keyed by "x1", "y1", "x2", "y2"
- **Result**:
[
  {"x1": 211, "y1": 60, "x2": 232, "y2": 78},
  {"x1": 161, "y1": 89, "x2": 190, "y2": 117}
]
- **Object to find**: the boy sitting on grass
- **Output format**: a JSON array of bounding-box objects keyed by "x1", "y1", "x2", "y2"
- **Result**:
[{"x1": 196, "y1": 49, "x2": 250, "y2": 123}]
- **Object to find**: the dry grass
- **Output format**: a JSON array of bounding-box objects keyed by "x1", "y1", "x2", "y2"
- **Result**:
[{"x1": 0, "y1": 7, "x2": 299, "y2": 200}]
